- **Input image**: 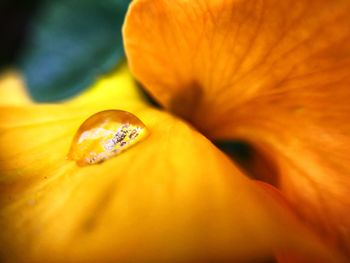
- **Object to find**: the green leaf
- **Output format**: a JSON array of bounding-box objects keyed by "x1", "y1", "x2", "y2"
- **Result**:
[{"x1": 17, "y1": 0, "x2": 130, "y2": 102}]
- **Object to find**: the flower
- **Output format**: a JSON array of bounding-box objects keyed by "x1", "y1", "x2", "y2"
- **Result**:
[
  {"x1": 124, "y1": 0, "x2": 350, "y2": 259},
  {"x1": 1, "y1": 0, "x2": 350, "y2": 262}
]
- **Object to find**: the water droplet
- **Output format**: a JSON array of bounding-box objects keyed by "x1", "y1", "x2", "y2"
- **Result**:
[{"x1": 68, "y1": 110, "x2": 149, "y2": 166}]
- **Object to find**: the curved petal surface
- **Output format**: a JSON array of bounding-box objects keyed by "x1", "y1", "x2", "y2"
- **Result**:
[
  {"x1": 123, "y1": 0, "x2": 350, "y2": 254},
  {"x1": 0, "y1": 67, "x2": 341, "y2": 262}
]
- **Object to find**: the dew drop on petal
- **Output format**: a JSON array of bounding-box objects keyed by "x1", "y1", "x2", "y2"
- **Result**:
[{"x1": 67, "y1": 110, "x2": 149, "y2": 166}]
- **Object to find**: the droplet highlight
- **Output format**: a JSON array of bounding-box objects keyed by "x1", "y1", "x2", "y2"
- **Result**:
[{"x1": 68, "y1": 110, "x2": 149, "y2": 166}]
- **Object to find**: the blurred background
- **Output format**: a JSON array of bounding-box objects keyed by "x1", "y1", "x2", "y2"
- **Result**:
[
  {"x1": 0, "y1": 0, "x2": 130, "y2": 102},
  {"x1": 0, "y1": 0, "x2": 42, "y2": 70}
]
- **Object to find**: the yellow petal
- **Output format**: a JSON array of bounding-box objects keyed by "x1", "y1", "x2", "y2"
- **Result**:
[
  {"x1": 123, "y1": 0, "x2": 350, "y2": 255},
  {"x1": 0, "y1": 65, "x2": 145, "y2": 191},
  {"x1": 0, "y1": 70, "x2": 32, "y2": 105},
  {"x1": 0, "y1": 67, "x2": 342, "y2": 262}
]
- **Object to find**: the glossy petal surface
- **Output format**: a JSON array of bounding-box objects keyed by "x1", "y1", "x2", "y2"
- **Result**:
[
  {"x1": 0, "y1": 67, "x2": 340, "y2": 262},
  {"x1": 124, "y1": 0, "x2": 350, "y2": 254}
]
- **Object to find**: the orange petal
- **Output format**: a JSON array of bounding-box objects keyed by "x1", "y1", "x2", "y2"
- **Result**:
[
  {"x1": 0, "y1": 68, "x2": 342, "y2": 262},
  {"x1": 123, "y1": 0, "x2": 350, "y2": 255}
]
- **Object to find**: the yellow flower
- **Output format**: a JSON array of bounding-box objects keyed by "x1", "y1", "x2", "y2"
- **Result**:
[{"x1": 1, "y1": 0, "x2": 350, "y2": 262}]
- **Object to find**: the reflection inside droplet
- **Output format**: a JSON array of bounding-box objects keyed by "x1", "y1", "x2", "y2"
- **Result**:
[{"x1": 68, "y1": 110, "x2": 149, "y2": 166}]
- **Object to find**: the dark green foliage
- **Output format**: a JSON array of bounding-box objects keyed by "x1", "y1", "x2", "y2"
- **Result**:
[{"x1": 18, "y1": 0, "x2": 130, "y2": 102}]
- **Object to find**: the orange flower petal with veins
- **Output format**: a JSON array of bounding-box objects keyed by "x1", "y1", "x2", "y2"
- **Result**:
[
  {"x1": 0, "y1": 67, "x2": 344, "y2": 262},
  {"x1": 123, "y1": 0, "x2": 350, "y2": 257}
]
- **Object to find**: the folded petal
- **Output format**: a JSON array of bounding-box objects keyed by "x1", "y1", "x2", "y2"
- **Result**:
[
  {"x1": 123, "y1": 0, "x2": 350, "y2": 255},
  {"x1": 0, "y1": 68, "x2": 342, "y2": 262}
]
